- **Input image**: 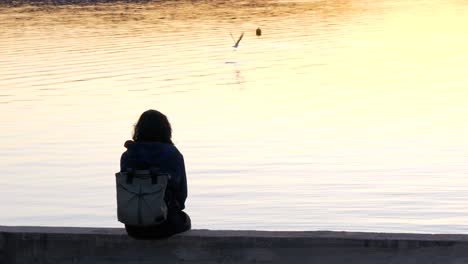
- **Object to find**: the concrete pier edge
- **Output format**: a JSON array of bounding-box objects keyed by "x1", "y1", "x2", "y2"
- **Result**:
[{"x1": 2, "y1": 225, "x2": 468, "y2": 263}]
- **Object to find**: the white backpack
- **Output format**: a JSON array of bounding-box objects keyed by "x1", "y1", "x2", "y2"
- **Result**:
[{"x1": 115, "y1": 168, "x2": 170, "y2": 226}]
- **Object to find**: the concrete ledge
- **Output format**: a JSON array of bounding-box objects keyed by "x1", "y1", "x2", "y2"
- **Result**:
[{"x1": 2, "y1": 226, "x2": 468, "y2": 263}]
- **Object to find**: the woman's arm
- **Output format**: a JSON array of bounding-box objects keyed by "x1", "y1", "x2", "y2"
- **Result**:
[
  {"x1": 176, "y1": 154, "x2": 188, "y2": 210},
  {"x1": 166, "y1": 149, "x2": 187, "y2": 210}
]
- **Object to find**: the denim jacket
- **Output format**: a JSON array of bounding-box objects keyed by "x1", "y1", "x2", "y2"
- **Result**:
[{"x1": 120, "y1": 141, "x2": 187, "y2": 212}]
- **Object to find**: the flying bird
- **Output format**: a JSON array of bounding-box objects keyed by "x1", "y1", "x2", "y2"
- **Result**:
[{"x1": 230, "y1": 32, "x2": 244, "y2": 48}]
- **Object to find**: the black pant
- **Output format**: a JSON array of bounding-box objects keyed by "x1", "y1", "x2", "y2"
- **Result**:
[{"x1": 125, "y1": 211, "x2": 191, "y2": 239}]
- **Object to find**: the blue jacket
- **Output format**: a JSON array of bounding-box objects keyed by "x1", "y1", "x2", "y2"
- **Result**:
[{"x1": 120, "y1": 141, "x2": 187, "y2": 212}]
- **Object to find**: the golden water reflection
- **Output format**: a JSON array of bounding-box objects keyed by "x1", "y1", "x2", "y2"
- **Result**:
[{"x1": 1, "y1": 0, "x2": 468, "y2": 232}]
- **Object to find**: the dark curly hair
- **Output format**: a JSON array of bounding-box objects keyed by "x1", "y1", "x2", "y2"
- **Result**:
[{"x1": 133, "y1": 109, "x2": 173, "y2": 144}]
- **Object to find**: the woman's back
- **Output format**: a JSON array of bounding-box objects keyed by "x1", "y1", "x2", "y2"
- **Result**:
[{"x1": 120, "y1": 140, "x2": 187, "y2": 211}]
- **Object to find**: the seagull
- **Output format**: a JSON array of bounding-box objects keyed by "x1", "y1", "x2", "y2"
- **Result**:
[{"x1": 230, "y1": 32, "x2": 244, "y2": 48}]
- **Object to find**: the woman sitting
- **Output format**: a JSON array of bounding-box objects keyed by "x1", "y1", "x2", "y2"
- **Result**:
[{"x1": 120, "y1": 109, "x2": 191, "y2": 239}]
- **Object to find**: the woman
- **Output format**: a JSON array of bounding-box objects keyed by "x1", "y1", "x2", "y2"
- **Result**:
[{"x1": 120, "y1": 109, "x2": 191, "y2": 239}]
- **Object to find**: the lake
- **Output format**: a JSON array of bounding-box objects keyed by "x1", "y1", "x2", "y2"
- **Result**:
[{"x1": 1, "y1": 0, "x2": 468, "y2": 233}]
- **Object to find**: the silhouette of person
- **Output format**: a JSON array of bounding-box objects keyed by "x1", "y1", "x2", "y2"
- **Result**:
[{"x1": 120, "y1": 109, "x2": 191, "y2": 239}]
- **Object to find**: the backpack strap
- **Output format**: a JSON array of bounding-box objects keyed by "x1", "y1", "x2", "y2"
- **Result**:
[
  {"x1": 125, "y1": 168, "x2": 167, "y2": 185},
  {"x1": 126, "y1": 168, "x2": 134, "y2": 184},
  {"x1": 148, "y1": 148, "x2": 173, "y2": 184},
  {"x1": 124, "y1": 148, "x2": 173, "y2": 185},
  {"x1": 150, "y1": 167, "x2": 160, "y2": 184}
]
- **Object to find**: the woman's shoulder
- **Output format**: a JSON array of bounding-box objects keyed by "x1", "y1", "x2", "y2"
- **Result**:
[
  {"x1": 163, "y1": 144, "x2": 184, "y2": 160},
  {"x1": 123, "y1": 140, "x2": 182, "y2": 158}
]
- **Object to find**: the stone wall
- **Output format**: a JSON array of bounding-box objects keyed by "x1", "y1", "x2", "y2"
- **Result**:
[{"x1": 2, "y1": 226, "x2": 468, "y2": 263}]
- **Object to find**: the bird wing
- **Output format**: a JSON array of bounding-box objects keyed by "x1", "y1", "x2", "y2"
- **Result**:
[
  {"x1": 235, "y1": 32, "x2": 244, "y2": 47},
  {"x1": 230, "y1": 32, "x2": 236, "y2": 43}
]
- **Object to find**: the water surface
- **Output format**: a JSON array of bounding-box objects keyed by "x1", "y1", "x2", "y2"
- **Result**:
[{"x1": 1, "y1": 0, "x2": 468, "y2": 233}]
